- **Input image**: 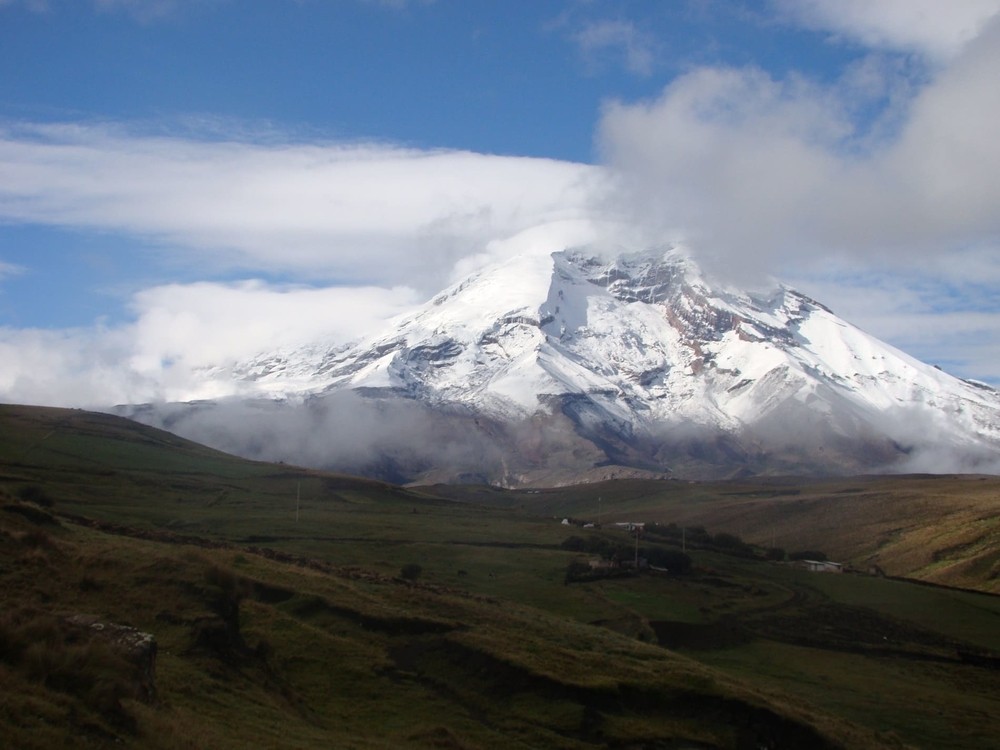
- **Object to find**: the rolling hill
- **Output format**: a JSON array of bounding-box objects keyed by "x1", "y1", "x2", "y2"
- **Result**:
[{"x1": 2, "y1": 404, "x2": 999, "y2": 749}]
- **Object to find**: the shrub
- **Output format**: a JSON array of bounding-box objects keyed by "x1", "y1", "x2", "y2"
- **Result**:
[
  {"x1": 204, "y1": 564, "x2": 254, "y2": 642},
  {"x1": 3, "y1": 503, "x2": 59, "y2": 526},
  {"x1": 0, "y1": 608, "x2": 134, "y2": 725},
  {"x1": 17, "y1": 528, "x2": 54, "y2": 548},
  {"x1": 18, "y1": 484, "x2": 55, "y2": 507},
  {"x1": 644, "y1": 547, "x2": 692, "y2": 573},
  {"x1": 685, "y1": 525, "x2": 711, "y2": 543},
  {"x1": 400, "y1": 563, "x2": 422, "y2": 581},
  {"x1": 205, "y1": 564, "x2": 253, "y2": 605},
  {"x1": 560, "y1": 535, "x2": 587, "y2": 552},
  {"x1": 711, "y1": 532, "x2": 754, "y2": 558},
  {"x1": 564, "y1": 561, "x2": 594, "y2": 584}
]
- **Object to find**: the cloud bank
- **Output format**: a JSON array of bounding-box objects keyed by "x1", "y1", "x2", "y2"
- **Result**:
[
  {"x1": 592, "y1": 4, "x2": 1000, "y2": 387},
  {"x1": 0, "y1": 280, "x2": 424, "y2": 406},
  {"x1": 0, "y1": 124, "x2": 608, "y2": 406},
  {"x1": 597, "y1": 12, "x2": 1000, "y2": 280},
  {"x1": 0, "y1": 122, "x2": 602, "y2": 290}
]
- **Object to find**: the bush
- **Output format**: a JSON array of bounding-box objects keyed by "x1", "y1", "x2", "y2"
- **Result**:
[
  {"x1": 18, "y1": 484, "x2": 55, "y2": 507},
  {"x1": 17, "y1": 528, "x2": 55, "y2": 548},
  {"x1": 560, "y1": 535, "x2": 587, "y2": 552},
  {"x1": 685, "y1": 525, "x2": 711, "y2": 543},
  {"x1": 3, "y1": 503, "x2": 59, "y2": 527},
  {"x1": 400, "y1": 563, "x2": 422, "y2": 581},
  {"x1": 711, "y1": 532, "x2": 754, "y2": 558},
  {"x1": 643, "y1": 522, "x2": 683, "y2": 542},
  {"x1": 0, "y1": 608, "x2": 134, "y2": 725},
  {"x1": 560, "y1": 534, "x2": 623, "y2": 558},
  {"x1": 204, "y1": 564, "x2": 253, "y2": 642},
  {"x1": 644, "y1": 547, "x2": 692, "y2": 573},
  {"x1": 564, "y1": 561, "x2": 594, "y2": 584}
]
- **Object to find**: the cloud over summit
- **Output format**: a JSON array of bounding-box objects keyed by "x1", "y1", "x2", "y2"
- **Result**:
[
  {"x1": 597, "y1": 11, "x2": 1000, "y2": 284},
  {"x1": 1, "y1": 0, "x2": 999, "y2": 405}
]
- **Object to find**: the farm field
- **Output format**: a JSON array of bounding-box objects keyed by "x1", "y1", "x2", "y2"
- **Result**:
[{"x1": 1, "y1": 404, "x2": 998, "y2": 749}]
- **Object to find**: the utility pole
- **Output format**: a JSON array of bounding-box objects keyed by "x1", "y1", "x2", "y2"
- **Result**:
[
  {"x1": 682, "y1": 526, "x2": 686, "y2": 553},
  {"x1": 296, "y1": 481, "x2": 300, "y2": 523}
]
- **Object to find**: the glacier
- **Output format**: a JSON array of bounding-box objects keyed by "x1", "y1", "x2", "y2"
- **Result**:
[{"x1": 121, "y1": 244, "x2": 1000, "y2": 485}]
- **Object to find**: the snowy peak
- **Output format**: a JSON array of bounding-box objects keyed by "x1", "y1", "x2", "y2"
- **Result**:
[{"x1": 209, "y1": 244, "x2": 1000, "y2": 481}]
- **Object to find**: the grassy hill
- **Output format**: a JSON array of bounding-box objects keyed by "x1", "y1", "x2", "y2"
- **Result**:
[{"x1": 1, "y1": 404, "x2": 998, "y2": 748}]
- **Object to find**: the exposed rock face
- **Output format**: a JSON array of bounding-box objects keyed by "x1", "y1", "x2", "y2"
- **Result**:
[{"x1": 65, "y1": 614, "x2": 157, "y2": 703}]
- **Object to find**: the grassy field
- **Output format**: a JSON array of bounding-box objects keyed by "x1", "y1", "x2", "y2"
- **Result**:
[
  {"x1": 1, "y1": 404, "x2": 998, "y2": 748},
  {"x1": 430, "y1": 472, "x2": 1000, "y2": 594}
]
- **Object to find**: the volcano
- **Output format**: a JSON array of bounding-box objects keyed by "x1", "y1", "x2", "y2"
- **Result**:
[{"x1": 122, "y1": 245, "x2": 1000, "y2": 485}]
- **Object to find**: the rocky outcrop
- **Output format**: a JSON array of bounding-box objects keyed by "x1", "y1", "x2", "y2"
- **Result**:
[{"x1": 65, "y1": 614, "x2": 157, "y2": 703}]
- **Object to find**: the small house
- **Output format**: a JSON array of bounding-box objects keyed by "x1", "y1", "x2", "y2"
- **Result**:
[{"x1": 799, "y1": 559, "x2": 843, "y2": 574}]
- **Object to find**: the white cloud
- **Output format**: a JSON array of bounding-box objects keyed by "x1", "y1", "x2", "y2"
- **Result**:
[
  {"x1": 573, "y1": 19, "x2": 655, "y2": 76},
  {"x1": 0, "y1": 121, "x2": 609, "y2": 407},
  {"x1": 598, "y1": 14, "x2": 1000, "y2": 280},
  {"x1": 0, "y1": 0, "x2": 50, "y2": 12},
  {"x1": 0, "y1": 278, "x2": 422, "y2": 407},
  {"x1": 0, "y1": 122, "x2": 603, "y2": 292},
  {"x1": 0, "y1": 325, "x2": 147, "y2": 407},
  {"x1": 0, "y1": 260, "x2": 24, "y2": 282},
  {"x1": 596, "y1": 10, "x2": 1000, "y2": 385},
  {"x1": 597, "y1": 65, "x2": 848, "y2": 280},
  {"x1": 126, "y1": 279, "x2": 419, "y2": 373},
  {"x1": 775, "y1": 0, "x2": 1000, "y2": 60}
]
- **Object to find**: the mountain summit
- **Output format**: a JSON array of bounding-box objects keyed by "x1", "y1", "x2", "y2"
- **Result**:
[{"x1": 129, "y1": 246, "x2": 1000, "y2": 484}]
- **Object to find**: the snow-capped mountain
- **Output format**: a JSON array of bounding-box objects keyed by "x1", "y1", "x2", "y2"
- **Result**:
[{"x1": 127, "y1": 246, "x2": 1000, "y2": 485}]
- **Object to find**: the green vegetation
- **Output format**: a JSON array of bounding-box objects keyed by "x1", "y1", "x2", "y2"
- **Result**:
[{"x1": 1, "y1": 404, "x2": 998, "y2": 748}]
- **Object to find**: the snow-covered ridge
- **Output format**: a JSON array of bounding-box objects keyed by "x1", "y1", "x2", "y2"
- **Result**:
[{"x1": 202, "y1": 244, "x2": 1000, "y2": 479}]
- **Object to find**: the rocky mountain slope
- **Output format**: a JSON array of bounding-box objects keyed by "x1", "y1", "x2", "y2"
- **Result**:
[{"x1": 124, "y1": 246, "x2": 1000, "y2": 485}]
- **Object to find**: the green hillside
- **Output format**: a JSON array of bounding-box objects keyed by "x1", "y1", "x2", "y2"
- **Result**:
[{"x1": 1, "y1": 404, "x2": 998, "y2": 749}]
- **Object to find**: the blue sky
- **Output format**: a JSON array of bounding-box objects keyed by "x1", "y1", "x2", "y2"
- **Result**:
[
  {"x1": 1, "y1": 0, "x2": 999, "y2": 405},
  {"x1": 0, "y1": 1, "x2": 856, "y2": 159}
]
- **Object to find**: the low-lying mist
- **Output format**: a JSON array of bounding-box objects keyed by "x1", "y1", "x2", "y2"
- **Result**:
[
  {"x1": 118, "y1": 392, "x2": 506, "y2": 485},
  {"x1": 114, "y1": 390, "x2": 999, "y2": 486}
]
